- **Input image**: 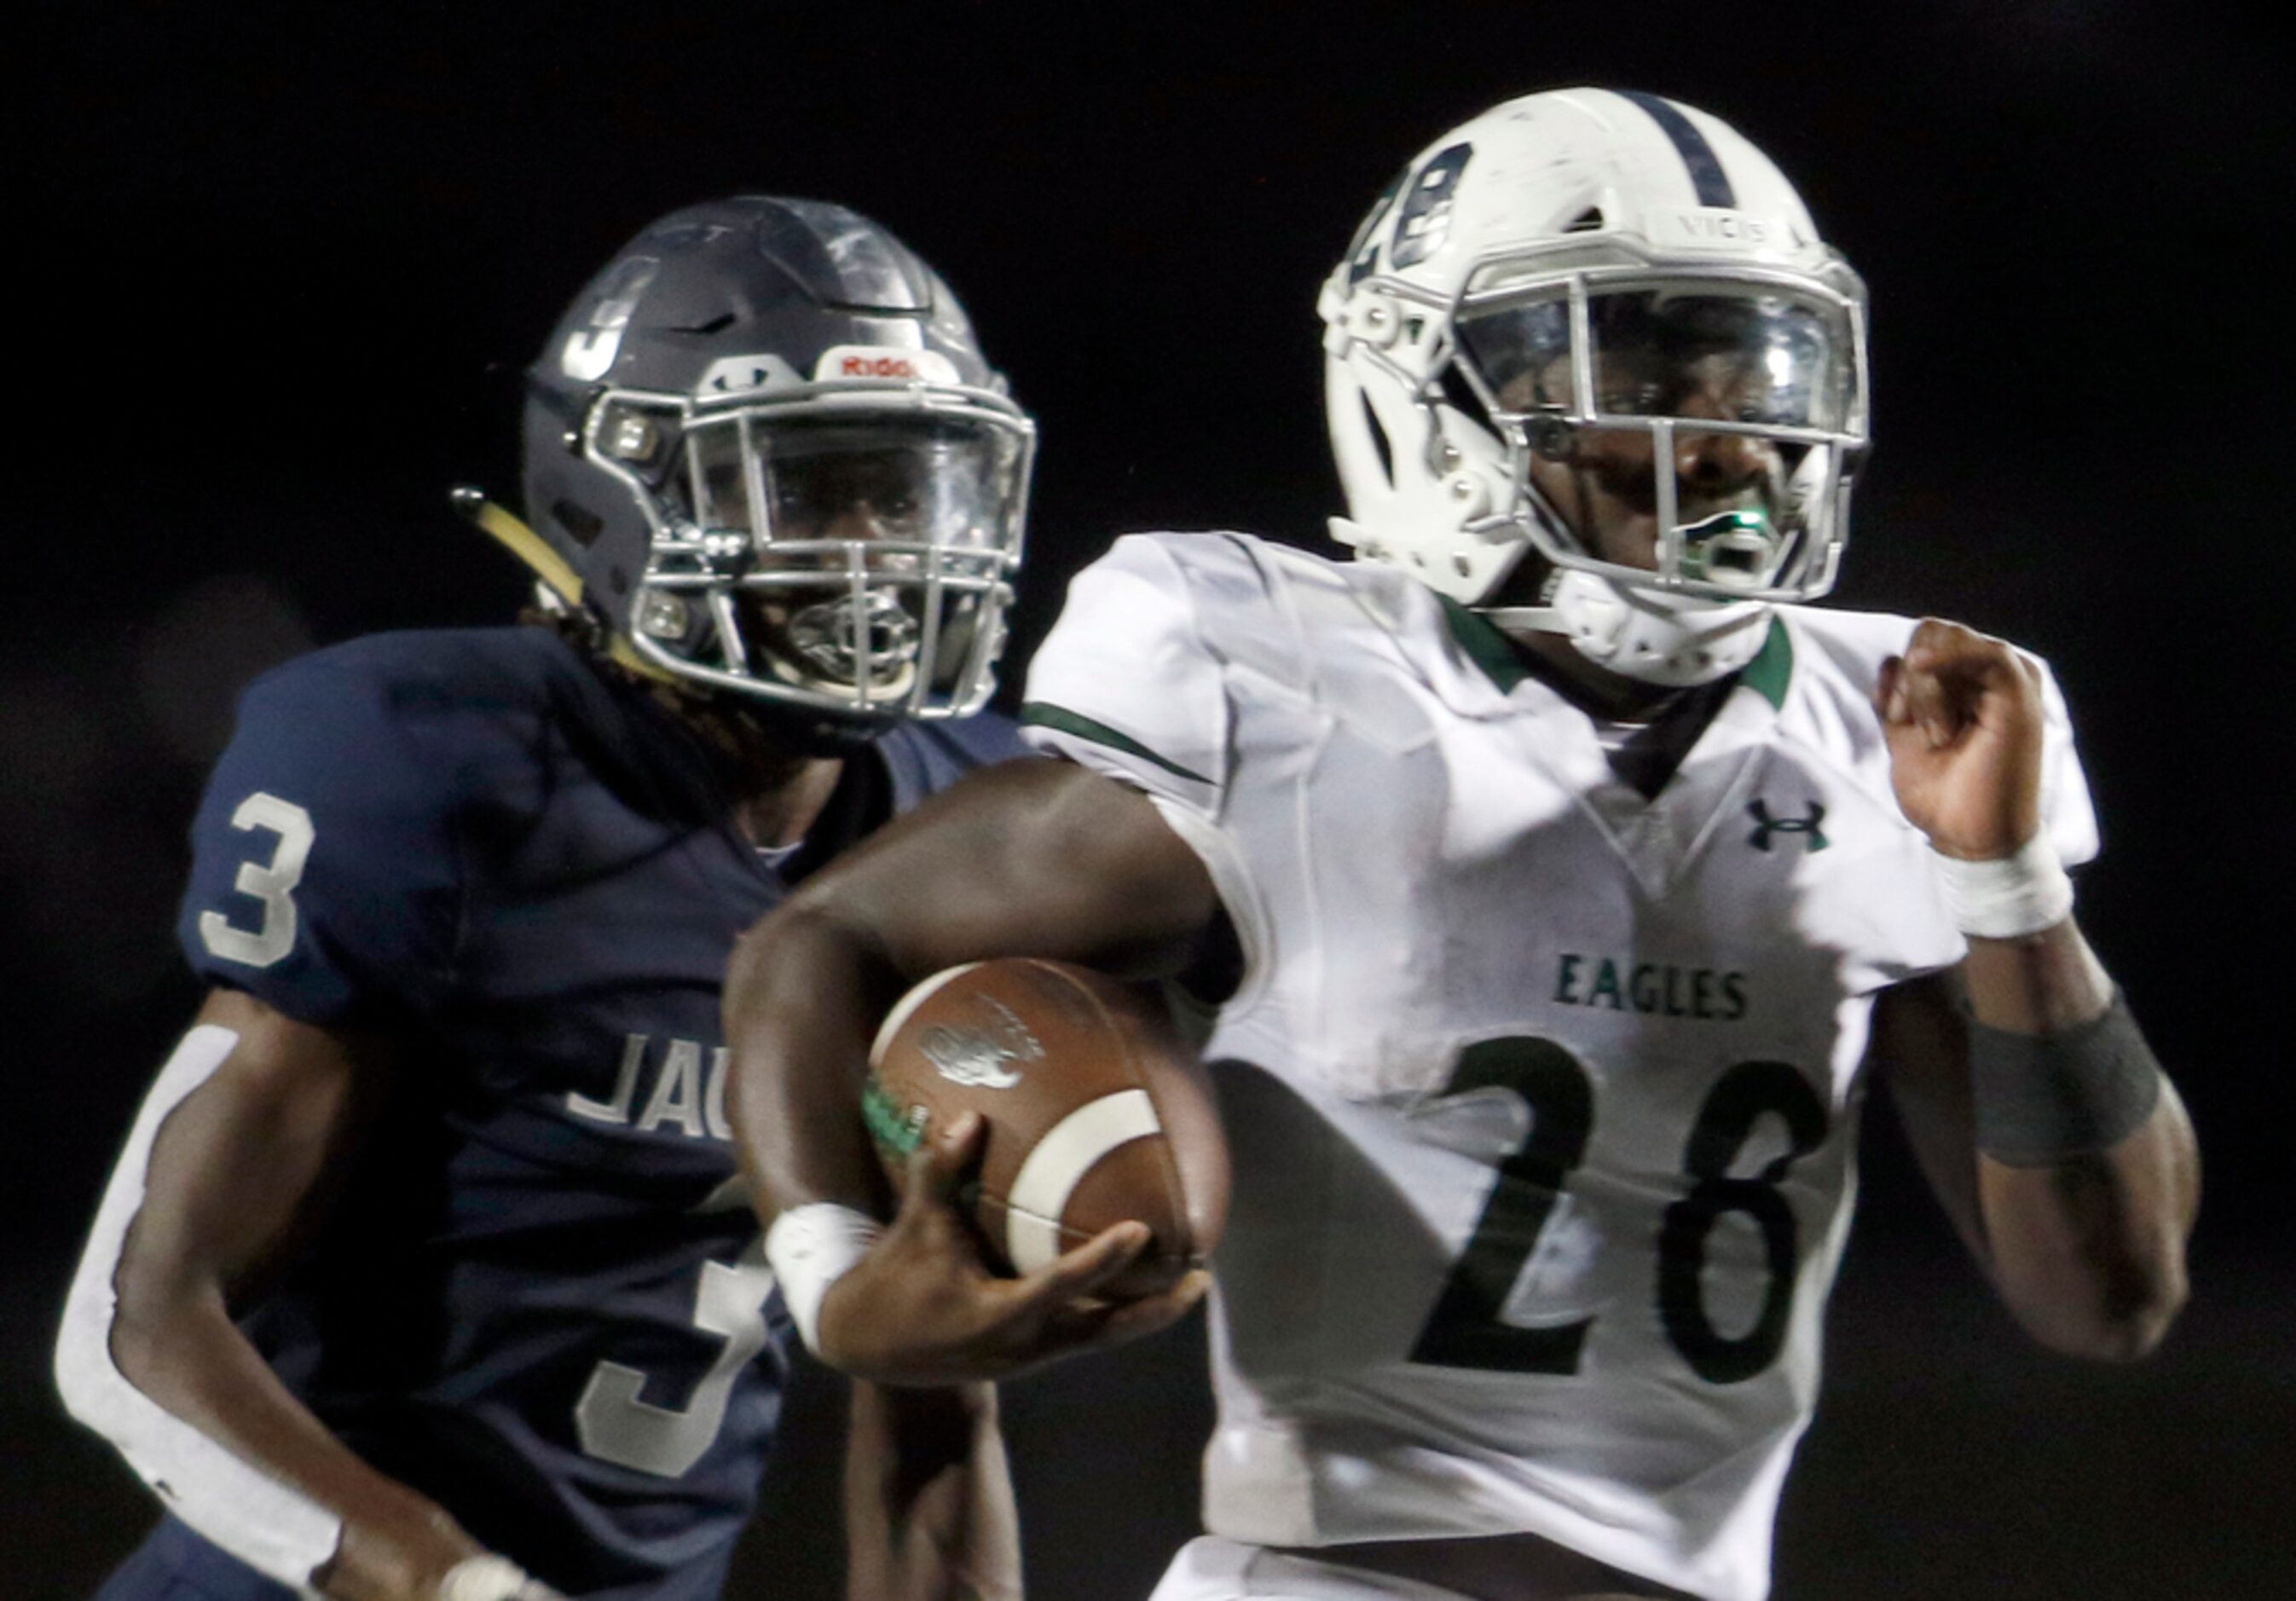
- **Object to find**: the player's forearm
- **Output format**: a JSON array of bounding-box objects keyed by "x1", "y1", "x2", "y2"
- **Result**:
[
  {"x1": 1958, "y1": 915, "x2": 2110, "y2": 1034},
  {"x1": 59, "y1": 1005, "x2": 506, "y2": 1598},
  {"x1": 723, "y1": 764, "x2": 1224, "y2": 1227},
  {"x1": 1964, "y1": 920, "x2": 2198, "y2": 1361},
  {"x1": 843, "y1": 1382, "x2": 1022, "y2": 1601},
  {"x1": 724, "y1": 898, "x2": 902, "y2": 1220},
  {"x1": 1979, "y1": 1091, "x2": 2195, "y2": 1360},
  {"x1": 103, "y1": 1290, "x2": 485, "y2": 1598}
]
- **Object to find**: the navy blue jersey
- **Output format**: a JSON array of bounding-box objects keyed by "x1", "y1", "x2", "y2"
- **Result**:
[{"x1": 142, "y1": 626, "x2": 1025, "y2": 1599}]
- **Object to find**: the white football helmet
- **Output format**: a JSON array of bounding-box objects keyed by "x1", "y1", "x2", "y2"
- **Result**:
[{"x1": 1321, "y1": 89, "x2": 1870, "y2": 685}]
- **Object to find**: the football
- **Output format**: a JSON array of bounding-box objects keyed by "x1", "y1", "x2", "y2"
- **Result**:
[{"x1": 865, "y1": 958, "x2": 1229, "y2": 1297}]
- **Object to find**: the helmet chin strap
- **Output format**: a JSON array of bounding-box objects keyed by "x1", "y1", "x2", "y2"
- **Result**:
[
  {"x1": 454, "y1": 489, "x2": 679, "y2": 685},
  {"x1": 1483, "y1": 569, "x2": 1773, "y2": 688}
]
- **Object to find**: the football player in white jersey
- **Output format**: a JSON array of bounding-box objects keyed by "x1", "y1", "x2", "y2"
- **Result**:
[{"x1": 723, "y1": 90, "x2": 2199, "y2": 1601}]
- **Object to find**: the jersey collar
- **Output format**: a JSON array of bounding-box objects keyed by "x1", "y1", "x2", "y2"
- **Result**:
[
  {"x1": 1738, "y1": 616, "x2": 1794, "y2": 711},
  {"x1": 1438, "y1": 597, "x2": 1796, "y2": 713}
]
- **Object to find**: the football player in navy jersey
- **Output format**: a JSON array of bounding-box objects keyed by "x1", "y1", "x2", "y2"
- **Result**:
[{"x1": 55, "y1": 197, "x2": 1186, "y2": 1601}]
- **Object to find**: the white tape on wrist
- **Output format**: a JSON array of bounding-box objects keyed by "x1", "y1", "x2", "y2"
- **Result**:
[
  {"x1": 437, "y1": 1555, "x2": 544, "y2": 1601},
  {"x1": 764, "y1": 1203, "x2": 883, "y2": 1357},
  {"x1": 1932, "y1": 831, "x2": 2074, "y2": 939}
]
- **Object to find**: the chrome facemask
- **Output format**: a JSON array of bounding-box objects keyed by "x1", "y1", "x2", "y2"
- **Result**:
[
  {"x1": 582, "y1": 381, "x2": 1035, "y2": 719},
  {"x1": 1448, "y1": 253, "x2": 1870, "y2": 607}
]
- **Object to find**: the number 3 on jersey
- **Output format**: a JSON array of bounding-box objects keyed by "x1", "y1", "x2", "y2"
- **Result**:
[
  {"x1": 575, "y1": 1181, "x2": 778, "y2": 1479},
  {"x1": 198, "y1": 791, "x2": 315, "y2": 968},
  {"x1": 1409, "y1": 1037, "x2": 1830, "y2": 1384}
]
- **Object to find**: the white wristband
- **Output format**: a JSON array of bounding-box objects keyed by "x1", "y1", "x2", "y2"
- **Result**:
[
  {"x1": 765, "y1": 1203, "x2": 884, "y2": 1356},
  {"x1": 437, "y1": 1554, "x2": 562, "y2": 1601},
  {"x1": 1931, "y1": 831, "x2": 2074, "y2": 939}
]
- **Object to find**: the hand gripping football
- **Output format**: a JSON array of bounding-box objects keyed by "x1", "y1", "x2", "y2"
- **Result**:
[{"x1": 865, "y1": 958, "x2": 1229, "y2": 1297}]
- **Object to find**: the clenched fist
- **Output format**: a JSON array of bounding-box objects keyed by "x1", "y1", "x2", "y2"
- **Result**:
[{"x1": 1876, "y1": 618, "x2": 2046, "y2": 863}]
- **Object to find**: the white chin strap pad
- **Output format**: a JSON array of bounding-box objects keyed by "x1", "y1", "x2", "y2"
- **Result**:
[
  {"x1": 53, "y1": 1024, "x2": 342, "y2": 1598},
  {"x1": 1488, "y1": 570, "x2": 1773, "y2": 687}
]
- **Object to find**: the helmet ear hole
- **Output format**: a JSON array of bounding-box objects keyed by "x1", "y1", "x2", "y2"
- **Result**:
[
  {"x1": 552, "y1": 500, "x2": 604, "y2": 546},
  {"x1": 1361, "y1": 396, "x2": 1395, "y2": 488},
  {"x1": 1435, "y1": 364, "x2": 1494, "y2": 439}
]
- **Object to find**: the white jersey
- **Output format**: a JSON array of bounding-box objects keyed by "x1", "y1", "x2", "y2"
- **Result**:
[{"x1": 1021, "y1": 534, "x2": 2098, "y2": 1601}]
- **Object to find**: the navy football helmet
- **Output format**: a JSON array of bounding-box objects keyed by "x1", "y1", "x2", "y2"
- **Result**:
[{"x1": 521, "y1": 197, "x2": 1035, "y2": 731}]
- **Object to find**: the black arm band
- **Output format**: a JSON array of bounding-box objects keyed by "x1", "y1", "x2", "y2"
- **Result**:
[{"x1": 1969, "y1": 988, "x2": 2162, "y2": 1166}]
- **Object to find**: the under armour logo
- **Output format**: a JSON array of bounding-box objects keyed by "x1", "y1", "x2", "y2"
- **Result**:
[{"x1": 1747, "y1": 798, "x2": 1829, "y2": 853}]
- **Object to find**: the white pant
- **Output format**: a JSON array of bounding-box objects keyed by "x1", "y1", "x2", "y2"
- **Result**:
[{"x1": 1149, "y1": 1538, "x2": 1474, "y2": 1601}]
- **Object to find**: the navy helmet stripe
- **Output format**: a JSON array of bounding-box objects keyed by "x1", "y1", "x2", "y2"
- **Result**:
[{"x1": 1617, "y1": 91, "x2": 1737, "y2": 209}]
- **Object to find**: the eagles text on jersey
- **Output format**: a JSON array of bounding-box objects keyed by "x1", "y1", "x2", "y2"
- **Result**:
[{"x1": 1021, "y1": 533, "x2": 2096, "y2": 1601}]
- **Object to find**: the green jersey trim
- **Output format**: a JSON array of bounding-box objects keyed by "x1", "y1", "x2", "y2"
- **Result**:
[
  {"x1": 1441, "y1": 597, "x2": 1794, "y2": 711},
  {"x1": 1738, "y1": 617, "x2": 1793, "y2": 711},
  {"x1": 1020, "y1": 702, "x2": 1213, "y2": 785},
  {"x1": 1437, "y1": 596, "x2": 1530, "y2": 694}
]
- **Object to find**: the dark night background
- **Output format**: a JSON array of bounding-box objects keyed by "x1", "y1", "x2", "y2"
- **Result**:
[{"x1": 9, "y1": 4, "x2": 2291, "y2": 1597}]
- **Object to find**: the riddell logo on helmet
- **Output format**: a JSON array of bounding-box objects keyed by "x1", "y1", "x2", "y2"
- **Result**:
[{"x1": 813, "y1": 345, "x2": 963, "y2": 385}]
